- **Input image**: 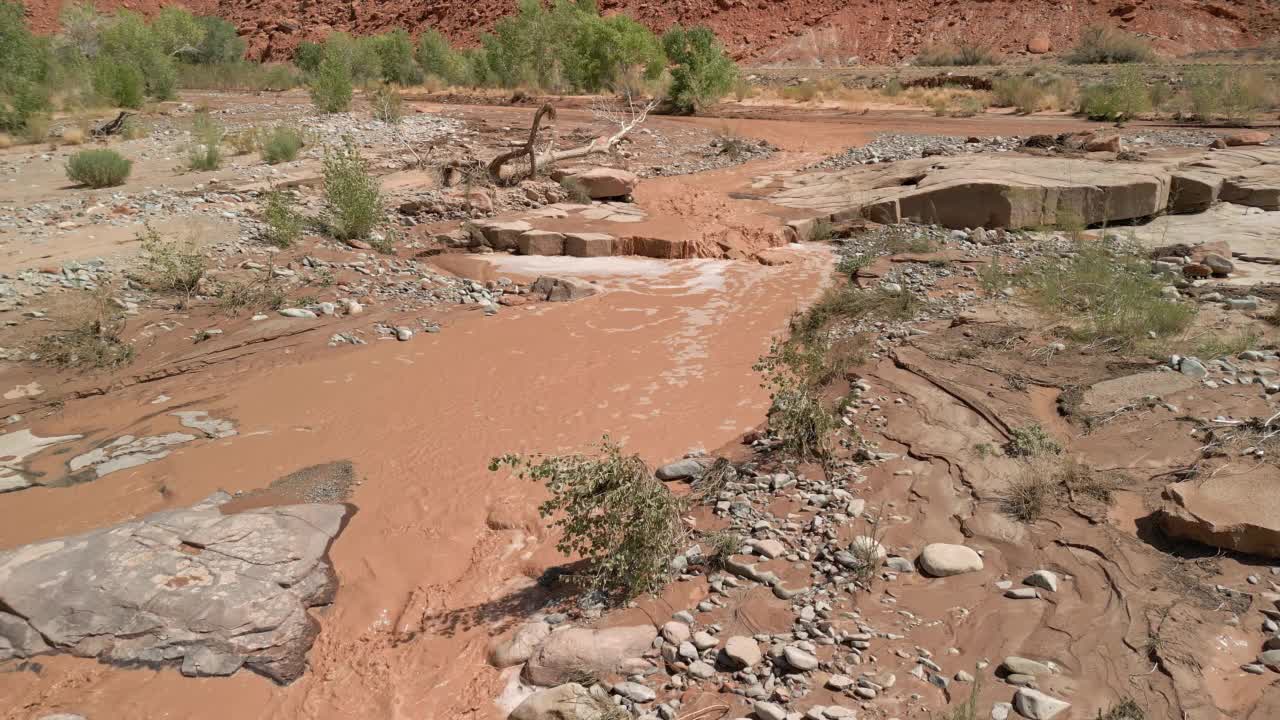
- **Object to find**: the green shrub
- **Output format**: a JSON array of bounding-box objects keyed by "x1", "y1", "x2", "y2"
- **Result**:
[
  {"x1": 490, "y1": 436, "x2": 687, "y2": 599},
  {"x1": 1020, "y1": 240, "x2": 1194, "y2": 345},
  {"x1": 177, "y1": 62, "x2": 301, "y2": 91},
  {"x1": 1067, "y1": 26, "x2": 1153, "y2": 64},
  {"x1": 754, "y1": 338, "x2": 836, "y2": 462},
  {"x1": 1007, "y1": 424, "x2": 1061, "y2": 458},
  {"x1": 151, "y1": 7, "x2": 204, "y2": 58},
  {"x1": 993, "y1": 76, "x2": 1044, "y2": 114},
  {"x1": 1078, "y1": 68, "x2": 1151, "y2": 121},
  {"x1": 369, "y1": 29, "x2": 422, "y2": 85},
  {"x1": 369, "y1": 83, "x2": 403, "y2": 123},
  {"x1": 261, "y1": 189, "x2": 303, "y2": 247},
  {"x1": 663, "y1": 24, "x2": 737, "y2": 114},
  {"x1": 0, "y1": 0, "x2": 54, "y2": 132},
  {"x1": 294, "y1": 41, "x2": 324, "y2": 73},
  {"x1": 187, "y1": 111, "x2": 224, "y2": 171},
  {"x1": 322, "y1": 140, "x2": 382, "y2": 240},
  {"x1": 91, "y1": 57, "x2": 146, "y2": 108},
  {"x1": 65, "y1": 148, "x2": 132, "y2": 187},
  {"x1": 227, "y1": 126, "x2": 258, "y2": 155},
  {"x1": 915, "y1": 42, "x2": 999, "y2": 66},
  {"x1": 309, "y1": 52, "x2": 354, "y2": 113},
  {"x1": 260, "y1": 124, "x2": 305, "y2": 163},
  {"x1": 97, "y1": 10, "x2": 178, "y2": 100},
  {"x1": 192, "y1": 15, "x2": 245, "y2": 64},
  {"x1": 415, "y1": 28, "x2": 466, "y2": 85}
]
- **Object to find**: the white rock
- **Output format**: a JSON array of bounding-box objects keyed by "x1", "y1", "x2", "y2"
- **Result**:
[
  {"x1": 1022, "y1": 570, "x2": 1059, "y2": 593},
  {"x1": 1013, "y1": 688, "x2": 1071, "y2": 720},
  {"x1": 918, "y1": 543, "x2": 985, "y2": 577}
]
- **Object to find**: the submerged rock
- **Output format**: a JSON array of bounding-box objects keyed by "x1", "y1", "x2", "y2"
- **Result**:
[{"x1": 0, "y1": 492, "x2": 351, "y2": 683}]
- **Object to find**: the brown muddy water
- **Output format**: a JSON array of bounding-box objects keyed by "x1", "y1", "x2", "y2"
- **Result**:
[{"x1": 0, "y1": 245, "x2": 831, "y2": 720}]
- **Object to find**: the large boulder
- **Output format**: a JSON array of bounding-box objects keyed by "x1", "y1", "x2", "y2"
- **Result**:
[
  {"x1": 0, "y1": 492, "x2": 350, "y2": 683},
  {"x1": 918, "y1": 543, "x2": 984, "y2": 577},
  {"x1": 510, "y1": 683, "x2": 603, "y2": 720},
  {"x1": 518, "y1": 230, "x2": 566, "y2": 256},
  {"x1": 569, "y1": 168, "x2": 639, "y2": 199},
  {"x1": 473, "y1": 220, "x2": 533, "y2": 251},
  {"x1": 531, "y1": 276, "x2": 597, "y2": 302},
  {"x1": 1220, "y1": 165, "x2": 1280, "y2": 210},
  {"x1": 523, "y1": 625, "x2": 658, "y2": 686},
  {"x1": 1026, "y1": 32, "x2": 1051, "y2": 54},
  {"x1": 1225, "y1": 131, "x2": 1271, "y2": 147},
  {"x1": 563, "y1": 233, "x2": 616, "y2": 258},
  {"x1": 489, "y1": 620, "x2": 553, "y2": 668},
  {"x1": 1158, "y1": 470, "x2": 1280, "y2": 557}
]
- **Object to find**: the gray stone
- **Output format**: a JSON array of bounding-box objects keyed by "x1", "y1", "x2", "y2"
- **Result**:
[
  {"x1": 991, "y1": 702, "x2": 1013, "y2": 720},
  {"x1": 783, "y1": 646, "x2": 819, "y2": 671},
  {"x1": 656, "y1": 458, "x2": 708, "y2": 481},
  {"x1": 279, "y1": 308, "x2": 317, "y2": 318},
  {"x1": 723, "y1": 635, "x2": 762, "y2": 669},
  {"x1": 1005, "y1": 588, "x2": 1040, "y2": 600},
  {"x1": 692, "y1": 631, "x2": 718, "y2": 650},
  {"x1": 1179, "y1": 357, "x2": 1208, "y2": 378},
  {"x1": 613, "y1": 681, "x2": 656, "y2": 703},
  {"x1": 1000, "y1": 657, "x2": 1054, "y2": 677},
  {"x1": 490, "y1": 620, "x2": 553, "y2": 668},
  {"x1": 525, "y1": 625, "x2": 658, "y2": 686},
  {"x1": 661, "y1": 620, "x2": 691, "y2": 645},
  {"x1": 1259, "y1": 649, "x2": 1280, "y2": 668},
  {"x1": 1012, "y1": 688, "x2": 1071, "y2": 720},
  {"x1": 531, "y1": 276, "x2": 598, "y2": 303},
  {"x1": 753, "y1": 701, "x2": 787, "y2": 720},
  {"x1": 687, "y1": 660, "x2": 716, "y2": 679},
  {"x1": 1202, "y1": 253, "x2": 1234, "y2": 276},
  {"x1": 510, "y1": 683, "x2": 602, "y2": 720},
  {"x1": 0, "y1": 493, "x2": 350, "y2": 682}
]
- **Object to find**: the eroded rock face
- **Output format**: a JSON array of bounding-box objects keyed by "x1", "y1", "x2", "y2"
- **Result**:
[
  {"x1": 523, "y1": 625, "x2": 658, "y2": 686},
  {"x1": 0, "y1": 492, "x2": 351, "y2": 683},
  {"x1": 1159, "y1": 471, "x2": 1280, "y2": 557}
]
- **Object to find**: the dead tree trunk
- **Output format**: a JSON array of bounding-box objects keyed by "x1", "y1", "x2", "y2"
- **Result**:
[{"x1": 486, "y1": 97, "x2": 656, "y2": 185}]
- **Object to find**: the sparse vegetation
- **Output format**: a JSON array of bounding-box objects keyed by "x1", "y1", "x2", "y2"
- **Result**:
[
  {"x1": 560, "y1": 177, "x2": 592, "y2": 204},
  {"x1": 187, "y1": 111, "x2": 224, "y2": 171},
  {"x1": 65, "y1": 148, "x2": 132, "y2": 188},
  {"x1": 309, "y1": 50, "x2": 355, "y2": 113},
  {"x1": 261, "y1": 189, "x2": 304, "y2": 248},
  {"x1": 226, "y1": 126, "x2": 259, "y2": 155},
  {"x1": 937, "y1": 672, "x2": 982, "y2": 720},
  {"x1": 1067, "y1": 26, "x2": 1154, "y2": 65},
  {"x1": 369, "y1": 83, "x2": 404, "y2": 123},
  {"x1": 702, "y1": 529, "x2": 741, "y2": 569},
  {"x1": 1019, "y1": 241, "x2": 1195, "y2": 346},
  {"x1": 1184, "y1": 66, "x2": 1273, "y2": 125},
  {"x1": 137, "y1": 223, "x2": 208, "y2": 303},
  {"x1": 754, "y1": 335, "x2": 838, "y2": 463},
  {"x1": 1097, "y1": 698, "x2": 1145, "y2": 720},
  {"x1": 810, "y1": 218, "x2": 833, "y2": 242},
  {"x1": 915, "y1": 42, "x2": 999, "y2": 67},
  {"x1": 259, "y1": 124, "x2": 305, "y2": 164},
  {"x1": 490, "y1": 436, "x2": 686, "y2": 599},
  {"x1": 1078, "y1": 67, "x2": 1151, "y2": 121},
  {"x1": 217, "y1": 275, "x2": 286, "y2": 314},
  {"x1": 322, "y1": 140, "x2": 383, "y2": 241},
  {"x1": 36, "y1": 287, "x2": 134, "y2": 369},
  {"x1": 1002, "y1": 456, "x2": 1118, "y2": 522}
]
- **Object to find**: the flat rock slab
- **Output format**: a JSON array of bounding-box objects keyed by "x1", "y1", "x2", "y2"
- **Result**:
[
  {"x1": 0, "y1": 429, "x2": 83, "y2": 493},
  {"x1": 766, "y1": 147, "x2": 1280, "y2": 230},
  {"x1": 1077, "y1": 372, "x2": 1199, "y2": 417},
  {"x1": 1159, "y1": 467, "x2": 1280, "y2": 557},
  {"x1": 0, "y1": 492, "x2": 351, "y2": 683}
]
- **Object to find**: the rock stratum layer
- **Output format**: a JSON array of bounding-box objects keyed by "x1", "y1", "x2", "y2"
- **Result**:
[
  {"x1": 0, "y1": 492, "x2": 350, "y2": 683},
  {"x1": 20, "y1": 0, "x2": 1280, "y2": 64}
]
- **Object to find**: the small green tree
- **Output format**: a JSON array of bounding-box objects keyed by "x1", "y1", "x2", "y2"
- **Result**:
[
  {"x1": 662, "y1": 25, "x2": 737, "y2": 114},
  {"x1": 0, "y1": 0, "x2": 54, "y2": 132},
  {"x1": 192, "y1": 16, "x2": 245, "y2": 64},
  {"x1": 309, "y1": 52, "x2": 354, "y2": 112},
  {"x1": 369, "y1": 29, "x2": 421, "y2": 85},
  {"x1": 322, "y1": 139, "x2": 382, "y2": 240},
  {"x1": 415, "y1": 28, "x2": 466, "y2": 84},
  {"x1": 150, "y1": 7, "x2": 205, "y2": 58},
  {"x1": 490, "y1": 436, "x2": 686, "y2": 599},
  {"x1": 97, "y1": 10, "x2": 178, "y2": 100},
  {"x1": 91, "y1": 56, "x2": 145, "y2": 108},
  {"x1": 261, "y1": 188, "x2": 303, "y2": 247},
  {"x1": 294, "y1": 41, "x2": 324, "y2": 73},
  {"x1": 259, "y1": 124, "x2": 305, "y2": 163}
]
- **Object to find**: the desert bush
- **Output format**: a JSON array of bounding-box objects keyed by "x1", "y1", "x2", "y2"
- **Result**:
[
  {"x1": 368, "y1": 28, "x2": 422, "y2": 85},
  {"x1": 226, "y1": 126, "x2": 259, "y2": 155},
  {"x1": 915, "y1": 42, "x2": 999, "y2": 67},
  {"x1": 91, "y1": 58, "x2": 146, "y2": 108},
  {"x1": 1067, "y1": 26, "x2": 1153, "y2": 64},
  {"x1": 490, "y1": 436, "x2": 687, "y2": 599},
  {"x1": 218, "y1": 276, "x2": 286, "y2": 314},
  {"x1": 137, "y1": 223, "x2": 207, "y2": 301},
  {"x1": 322, "y1": 139, "x2": 382, "y2": 241},
  {"x1": 260, "y1": 124, "x2": 305, "y2": 164},
  {"x1": 1184, "y1": 66, "x2": 1271, "y2": 125},
  {"x1": 781, "y1": 82, "x2": 820, "y2": 102},
  {"x1": 65, "y1": 148, "x2": 131, "y2": 187},
  {"x1": 261, "y1": 189, "x2": 303, "y2": 247},
  {"x1": 1078, "y1": 68, "x2": 1151, "y2": 120},
  {"x1": 20, "y1": 112, "x2": 50, "y2": 144},
  {"x1": 369, "y1": 83, "x2": 404, "y2": 123},
  {"x1": 60, "y1": 125, "x2": 85, "y2": 145},
  {"x1": 755, "y1": 338, "x2": 837, "y2": 462},
  {"x1": 663, "y1": 24, "x2": 737, "y2": 114},
  {"x1": 560, "y1": 177, "x2": 592, "y2": 204},
  {"x1": 1019, "y1": 240, "x2": 1194, "y2": 345},
  {"x1": 993, "y1": 76, "x2": 1044, "y2": 114},
  {"x1": 310, "y1": 51, "x2": 354, "y2": 113},
  {"x1": 1097, "y1": 699, "x2": 1144, "y2": 720},
  {"x1": 1006, "y1": 424, "x2": 1061, "y2": 458},
  {"x1": 97, "y1": 10, "x2": 178, "y2": 100},
  {"x1": 187, "y1": 111, "x2": 224, "y2": 170},
  {"x1": 701, "y1": 529, "x2": 741, "y2": 568},
  {"x1": 37, "y1": 287, "x2": 134, "y2": 369},
  {"x1": 177, "y1": 62, "x2": 300, "y2": 91}
]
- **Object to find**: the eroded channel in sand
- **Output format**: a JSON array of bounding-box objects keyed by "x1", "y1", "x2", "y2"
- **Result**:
[{"x1": 0, "y1": 245, "x2": 830, "y2": 720}]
